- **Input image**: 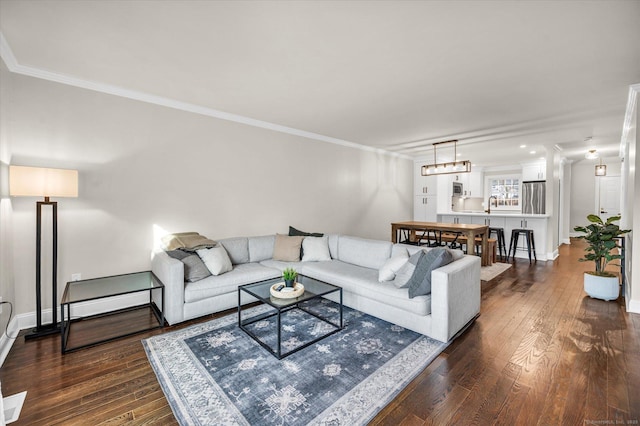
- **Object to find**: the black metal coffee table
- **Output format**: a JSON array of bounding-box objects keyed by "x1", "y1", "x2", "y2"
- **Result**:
[{"x1": 238, "y1": 274, "x2": 343, "y2": 359}]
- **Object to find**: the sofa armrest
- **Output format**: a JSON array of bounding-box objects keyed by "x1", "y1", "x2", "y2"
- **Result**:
[
  {"x1": 429, "y1": 255, "x2": 481, "y2": 342},
  {"x1": 151, "y1": 250, "x2": 185, "y2": 325}
]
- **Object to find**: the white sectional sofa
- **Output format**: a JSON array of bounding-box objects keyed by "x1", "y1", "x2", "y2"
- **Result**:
[{"x1": 151, "y1": 234, "x2": 481, "y2": 343}]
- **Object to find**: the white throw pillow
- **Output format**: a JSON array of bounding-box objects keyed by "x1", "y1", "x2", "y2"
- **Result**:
[
  {"x1": 378, "y1": 249, "x2": 409, "y2": 282},
  {"x1": 302, "y1": 236, "x2": 331, "y2": 262},
  {"x1": 197, "y1": 246, "x2": 233, "y2": 276}
]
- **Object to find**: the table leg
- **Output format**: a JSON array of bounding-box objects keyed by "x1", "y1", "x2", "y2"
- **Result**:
[
  {"x1": 277, "y1": 310, "x2": 282, "y2": 359},
  {"x1": 464, "y1": 230, "x2": 474, "y2": 256},
  {"x1": 481, "y1": 230, "x2": 489, "y2": 266},
  {"x1": 391, "y1": 225, "x2": 398, "y2": 243}
]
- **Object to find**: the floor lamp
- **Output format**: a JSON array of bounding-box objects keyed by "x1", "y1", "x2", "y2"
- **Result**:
[{"x1": 9, "y1": 166, "x2": 78, "y2": 340}]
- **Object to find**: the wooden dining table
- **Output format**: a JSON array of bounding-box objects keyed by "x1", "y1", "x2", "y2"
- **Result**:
[{"x1": 391, "y1": 221, "x2": 490, "y2": 266}]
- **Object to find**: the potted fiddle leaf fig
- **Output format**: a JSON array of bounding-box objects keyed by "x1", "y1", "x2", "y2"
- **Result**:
[{"x1": 573, "y1": 214, "x2": 630, "y2": 300}]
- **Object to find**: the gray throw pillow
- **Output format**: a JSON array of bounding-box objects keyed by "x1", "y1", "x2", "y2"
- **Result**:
[
  {"x1": 288, "y1": 226, "x2": 324, "y2": 237},
  {"x1": 166, "y1": 249, "x2": 212, "y2": 282},
  {"x1": 407, "y1": 248, "x2": 454, "y2": 298},
  {"x1": 392, "y1": 250, "x2": 424, "y2": 288}
]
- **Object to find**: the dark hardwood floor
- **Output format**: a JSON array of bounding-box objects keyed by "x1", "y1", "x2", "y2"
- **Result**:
[{"x1": 1, "y1": 239, "x2": 638, "y2": 425}]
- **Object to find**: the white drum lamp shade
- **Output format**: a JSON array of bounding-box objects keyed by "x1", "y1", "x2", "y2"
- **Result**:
[{"x1": 9, "y1": 166, "x2": 78, "y2": 198}]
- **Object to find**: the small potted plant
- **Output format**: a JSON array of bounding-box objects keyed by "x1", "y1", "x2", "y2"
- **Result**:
[
  {"x1": 573, "y1": 214, "x2": 630, "y2": 300},
  {"x1": 282, "y1": 267, "x2": 298, "y2": 288}
]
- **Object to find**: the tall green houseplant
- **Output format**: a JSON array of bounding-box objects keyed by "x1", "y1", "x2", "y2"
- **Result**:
[{"x1": 573, "y1": 214, "x2": 630, "y2": 277}]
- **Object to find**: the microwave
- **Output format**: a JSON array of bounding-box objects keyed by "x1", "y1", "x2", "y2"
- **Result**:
[{"x1": 452, "y1": 182, "x2": 463, "y2": 196}]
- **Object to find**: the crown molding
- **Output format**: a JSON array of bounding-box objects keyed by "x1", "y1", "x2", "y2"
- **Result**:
[{"x1": 0, "y1": 32, "x2": 410, "y2": 160}]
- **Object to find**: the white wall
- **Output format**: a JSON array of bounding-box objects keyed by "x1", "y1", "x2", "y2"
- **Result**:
[
  {"x1": 1, "y1": 63, "x2": 413, "y2": 317},
  {"x1": 569, "y1": 157, "x2": 621, "y2": 234},
  {"x1": 560, "y1": 160, "x2": 572, "y2": 245},
  {"x1": 621, "y1": 86, "x2": 639, "y2": 313},
  {"x1": 0, "y1": 61, "x2": 15, "y2": 338}
]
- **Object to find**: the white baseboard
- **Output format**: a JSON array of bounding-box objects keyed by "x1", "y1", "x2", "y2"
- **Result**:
[
  {"x1": 562, "y1": 238, "x2": 571, "y2": 245},
  {"x1": 628, "y1": 298, "x2": 640, "y2": 314},
  {"x1": 511, "y1": 251, "x2": 550, "y2": 261},
  {"x1": 0, "y1": 292, "x2": 148, "y2": 367},
  {"x1": 0, "y1": 317, "x2": 19, "y2": 368},
  {"x1": 547, "y1": 249, "x2": 559, "y2": 260}
]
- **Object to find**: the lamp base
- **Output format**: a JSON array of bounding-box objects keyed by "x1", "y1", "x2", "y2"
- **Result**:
[{"x1": 24, "y1": 324, "x2": 61, "y2": 340}]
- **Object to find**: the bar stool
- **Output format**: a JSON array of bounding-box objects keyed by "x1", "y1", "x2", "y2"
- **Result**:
[
  {"x1": 508, "y1": 229, "x2": 537, "y2": 263},
  {"x1": 489, "y1": 227, "x2": 507, "y2": 261}
]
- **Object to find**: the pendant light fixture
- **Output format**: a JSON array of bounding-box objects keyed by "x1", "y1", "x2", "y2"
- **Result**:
[
  {"x1": 421, "y1": 140, "x2": 471, "y2": 176},
  {"x1": 595, "y1": 158, "x2": 607, "y2": 176}
]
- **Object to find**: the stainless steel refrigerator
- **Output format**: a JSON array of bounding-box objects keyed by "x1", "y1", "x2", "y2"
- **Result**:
[{"x1": 522, "y1": 181, "x2": 546, "y2": 214}]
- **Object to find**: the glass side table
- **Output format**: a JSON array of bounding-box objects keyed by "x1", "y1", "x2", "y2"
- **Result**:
[{"x1": 60, "y1": 271, "x2": 165, "y2": 354}]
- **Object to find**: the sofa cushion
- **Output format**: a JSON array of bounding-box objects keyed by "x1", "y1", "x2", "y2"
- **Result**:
[
  {"x1": 378, "y1": 247, "x2": 409, "y2": 282},
  {"x1": 197, "y1": 246, "x2": 233, "y2": 276},
  {"x1": 408, "y1": 248, "x2": 454, "y2": 298},
  {"x1": 302, "y1": 236, "x2": 331, "y2": 262},
  {"x1": 249, "y1": 235, "x2": 275, "y2": 262},
  {"x1": 327, "y1": 234, "x2": 339, "y2": 259},
  {"x1": 337, "y1": 236, "x2": 392, "y2": 270},
  {"x1": 218, "y1": 237, "x2": 250, "y2": 265},
  {"x1": 184, "y1": 263, "x2": 280, "y2": 303},
  {"x1": 273, "y1": 234, "x2": 304, "y2": 261},
  {"x1": 303, "y1": 260, "x2": 431, "y2": 316},
  {"x1": 165, "y1": 249, "x2": 211, "y2": 282},
  {"x1": 393, "y1": 250, "x2": 424, "y2": 288},
  {"x1": 260, "y1": 259, "x2": 306, "y2": 274}
]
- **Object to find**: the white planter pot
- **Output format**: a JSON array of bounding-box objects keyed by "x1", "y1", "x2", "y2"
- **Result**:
[{"x1": 584, "y1": 272, "x2": 620, "y2": 301}]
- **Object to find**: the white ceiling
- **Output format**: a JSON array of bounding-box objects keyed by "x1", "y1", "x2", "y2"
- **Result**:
[{"x1": 1, "y1": 0, "x2": 639, "y2": 167}]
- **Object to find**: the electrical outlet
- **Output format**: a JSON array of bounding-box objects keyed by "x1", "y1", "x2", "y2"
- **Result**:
[{"x1": 71, "y1": 273, "x2": 81, "y2": 281}]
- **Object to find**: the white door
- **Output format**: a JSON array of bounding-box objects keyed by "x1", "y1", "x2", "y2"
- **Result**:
[{"x1": 597, "y1": 176, "x2": 621, "y2": 221}]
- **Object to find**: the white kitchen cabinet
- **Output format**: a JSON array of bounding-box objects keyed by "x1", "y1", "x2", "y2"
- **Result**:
[
  {"x1": 437, "y1": 176, "x2": 452, "y2": 213},
  {"x1": 522, "y1": 162, "x2": 546, "y2": 181},
  {"x1": 466, "y1": 170, "x2": 484, "y2": 198},
  {"x1": 435, "y1": 169, "x2": 484, "y2": 213},
  {"x1": 450, "y1": 170, "x2": 484, "y2": 197},
  {"x1": 438, "y1": 214, "x2": 474, "y2": 225},
  {"x1": 414, "y1": 195, "x2": 438, "y2": 222},
  {"x1": 414, "y1": 162, "x2": 438, "y2": 196},
  {"x1": 471, "y1": 215, "x2": 506, "y2": 228}
]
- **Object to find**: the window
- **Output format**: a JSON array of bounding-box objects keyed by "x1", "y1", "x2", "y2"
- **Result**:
[{"x1": 487, "y1": 176, "x2": 520, "y2": 210}]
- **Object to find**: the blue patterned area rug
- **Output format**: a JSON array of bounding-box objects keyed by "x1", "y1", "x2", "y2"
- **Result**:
[{"x1": 143, "y1": 299, "x2": 447, "y2": 425}]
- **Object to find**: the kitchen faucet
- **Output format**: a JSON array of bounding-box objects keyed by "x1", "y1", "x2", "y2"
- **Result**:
[{"x1": 485, "y1": 196, "x2": 498, "y2": 214}]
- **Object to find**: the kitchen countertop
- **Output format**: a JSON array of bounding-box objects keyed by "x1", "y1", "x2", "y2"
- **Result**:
[{"x1": 439, "y1": 211, "x2": 550, "y2": 218}]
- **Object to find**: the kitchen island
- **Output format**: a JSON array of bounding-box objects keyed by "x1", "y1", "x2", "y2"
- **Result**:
[{"x1": 437, "y1": 212, "x2": 553, "y2": 261}]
